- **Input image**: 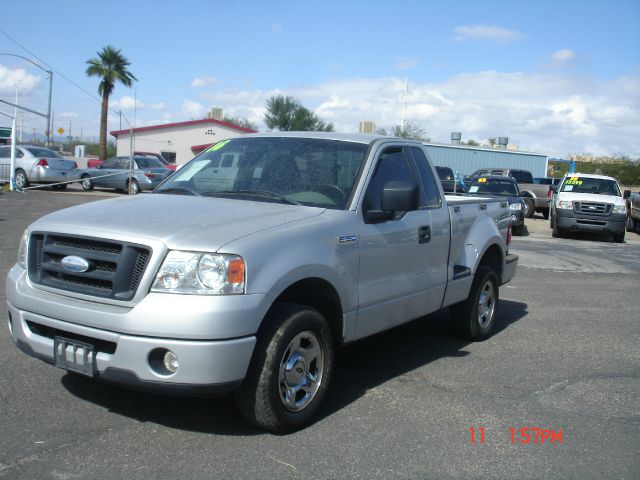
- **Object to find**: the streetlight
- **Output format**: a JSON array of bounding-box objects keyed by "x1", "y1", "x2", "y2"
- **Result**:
[
  {"x1": 0, "y1": 52, "x2": 53, "y2": 146},
  {"x1": 0, "y1": 109, "x2": 17, "y2": 191}
]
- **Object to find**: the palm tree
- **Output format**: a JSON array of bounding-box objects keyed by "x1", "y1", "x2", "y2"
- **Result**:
[{"x1": 86, "y1": 46, "x2": 137, "y2": 160}]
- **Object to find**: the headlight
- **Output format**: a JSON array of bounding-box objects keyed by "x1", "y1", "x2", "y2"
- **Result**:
[
  {"x1": 558, "y1": 200, "x2": 573, "y2": 210},
  {"x1": 509, "y1": 202, "x2": 522, "y2": 211},
  {"x1": 17, "y1": 230, "x2": 28, "y2": 269},
  {"x1": 613, "y1": 204, "x2": 626, "y2": 214},
  {"x1": 151, "y1": 251, "x2": 245, "y2": 295}
]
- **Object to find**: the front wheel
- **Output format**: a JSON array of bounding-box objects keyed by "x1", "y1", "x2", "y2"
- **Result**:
[
  {"x1": 626, "y1": 216, "x2": 637, "y2": 233},
  {"x1": 451, "y1": 266, "x2": 499, "y2": 341},
  {"x1": 81, "y1": 175, "x2": 94, "y2": 191},
  {"x1": 551, "y1": 215, "x2": 564, "y2": 238},
  {"x1": 234, "y1": 303, "x2": 334, "y2": 433},
  {"x1": 613, "y1": 231, "x2": 625, "y2": 243}
]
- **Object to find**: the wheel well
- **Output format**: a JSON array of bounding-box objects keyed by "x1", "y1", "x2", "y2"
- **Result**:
[
  {"x1": 478, "y1": 244, "x2": 502, "y2": 281},
  {"x1": 272, "y1": 278, "x2": 343, "y2": 344}
]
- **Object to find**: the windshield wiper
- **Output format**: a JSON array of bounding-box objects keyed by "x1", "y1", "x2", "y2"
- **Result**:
[
  {"x1": 154, "y1": 186, "x2": 200, "y2": 196},
  {"x1": 204, "y1": 190, "x2": 301, "y2": 205}
]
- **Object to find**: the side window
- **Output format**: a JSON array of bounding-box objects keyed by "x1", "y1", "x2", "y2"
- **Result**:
[
  {"x1": 363, "y1": 147, "x2": 414, "y2": 211},
  {"x1": 410, "y1": 147, "x2": 442, "y2": 208}
]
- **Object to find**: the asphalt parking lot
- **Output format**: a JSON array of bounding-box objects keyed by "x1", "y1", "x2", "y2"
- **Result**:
[{"x1": 1, "y1": 188, "x2": 639, "y2": 479}]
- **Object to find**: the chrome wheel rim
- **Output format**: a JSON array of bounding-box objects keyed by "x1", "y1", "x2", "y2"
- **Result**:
[
  {"x1": 477, "y1": 280, "x2": 495, "y2": 329},
  {"x1": 15, "y1": 171, "x2": 27, "y2": 188},
  {"x1": 130, "y1": 182, "x2": 140, "y2": 194},
  {"x1": 278, "y1": 330, "x2": 324, "y2": 412},
  {"x1": 523, "y1": 201, "x2": 530, "y2": 217},
  {"x1": 82, "y1": 177, "x2": 91, "y2": 189}
]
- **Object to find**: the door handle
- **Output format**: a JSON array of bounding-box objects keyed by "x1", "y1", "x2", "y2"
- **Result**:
[{"x1": 418, "y1": 225, "x2": 431, "y2": 244}]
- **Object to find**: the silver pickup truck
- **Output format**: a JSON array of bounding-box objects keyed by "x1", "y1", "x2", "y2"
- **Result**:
[{"x1": 6, "y1": 133, "x2": 518, "y2": 432}]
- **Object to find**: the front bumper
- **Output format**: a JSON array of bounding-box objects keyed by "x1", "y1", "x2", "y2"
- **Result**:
[
  {"x1": 556, "y1": 209, "x2": 626, "y2": 234},
  {"x1": 6, "y1": 266, "x2": 260, "y2": 394}
]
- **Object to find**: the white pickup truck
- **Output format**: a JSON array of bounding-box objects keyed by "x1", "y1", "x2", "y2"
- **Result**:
[
  {"x1": 549, "y1": 172, "x2": 627, "y2": 242},
  {"x1": 6, "y1": 133, "x2": 518, "y2": 432}
]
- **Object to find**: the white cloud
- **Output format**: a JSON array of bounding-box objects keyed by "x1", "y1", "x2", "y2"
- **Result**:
[
  {"x1": 454, "y1": 24, "x2": 524, "y2": 43},
  {"x1": 112, "y1": 96, "x2": 166, "y2": 111},
  {"x1": 551, "y1": 49, "x2": 577, "y2": 64},
  {"x1": 193, "y1": 72, "x2": 640, "y2": 157},
  {"x1": 191, "y1": 76, "x2": 219, "y2": 88},
  {"x1": 181, "y1": 100, "x2": 206, "y2": 119},
  {"x1": 396, "y1": 58, "x2": 419, "y2": 70},
  {"x1": 0, "y1": 65, "x2": 41, "y2": 94}
]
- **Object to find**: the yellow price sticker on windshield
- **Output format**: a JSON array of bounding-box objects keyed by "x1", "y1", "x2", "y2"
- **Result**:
[
  {"x1": 566, "y1": 176, "x2": 583, "y2": 185},
  {"x1": 477, "y1": 178, "x2": 487, "y2": 183},
  {"x1": 207, "y1": 139, "x2": 231, "y2": 152}
]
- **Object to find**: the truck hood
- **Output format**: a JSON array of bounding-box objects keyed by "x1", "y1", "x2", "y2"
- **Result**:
[
  {"x1": 31, "y1": 194, "x2": 325, "y2": 251},
  {"x1": 557, "y1": 192, "x2": 625, "y2": 205}
]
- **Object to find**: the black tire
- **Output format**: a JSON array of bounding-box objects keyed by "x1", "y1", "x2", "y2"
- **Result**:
[
  {"x1": 81, "y1": 175, "x2": 94, "y2": 191},
  {"x1": 234, "y1": 303, "x2": 334, "y2": 433},
  {"x1": 541, "y1": 208, "x2": 549, "y2": 220},
  {"x1": 551, "y1": 215, "x2": 564, "y2": 238},
  {"x1": 523, "y1": 198, "x2": 535, "y2": 218},
  {"x1": 14, "y1": 169, "x2": 29, "y2": 189},
  {"x1": 512, "y1": 224, "x2": 524, "y2": 236},
  {"x1": 52, "y1": 183, "x2": 67, "y2": 191},
  {"x1": 128, "y1": 179, "x2": 140, "y2": 195},
  {"x1": 613, "y1": 231, "x2": 625, "y2": 243},
  {"x1": 451, "y1": 266, "x2": 499, "y2": 341},
  {"x1": 626, "y1": 216, "x2": 636, "y2": 233}
]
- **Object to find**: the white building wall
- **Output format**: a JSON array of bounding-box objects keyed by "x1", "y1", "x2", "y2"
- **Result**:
[{"x1": 114, "y1": 122, "x2": 249, "y2": 165}]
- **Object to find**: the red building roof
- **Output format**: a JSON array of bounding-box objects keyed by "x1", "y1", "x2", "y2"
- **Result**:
[{"x1": 110, "y1": 118, "x2": 256, "y2": 137}]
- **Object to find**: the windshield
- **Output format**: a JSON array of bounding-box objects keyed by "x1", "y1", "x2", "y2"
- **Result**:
[
  {"x1": 436, "y1": 167, "x2": 454, "y2": 180},
  {"x1": 467, "y1": 178, "x2": 519, "y2": 196},
  {"x1": 155, "y1": 137, "x2": 368, "y2": 209},
  {"x1": 560, "y1": 176, "x2": 621, "y2": 196}
]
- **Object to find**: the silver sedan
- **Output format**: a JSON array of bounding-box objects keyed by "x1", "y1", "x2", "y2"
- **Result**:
[
  {"x1": 0, "y1": 145, "x2": 79, "y2": 190},
  {"x1": 79, "y1": 156, "x2": 172, "y2": 194}
]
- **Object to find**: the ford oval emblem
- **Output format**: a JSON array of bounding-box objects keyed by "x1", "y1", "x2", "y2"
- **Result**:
[{"x1": 60, "y1": 255, "x2": 91, "y2": 273}]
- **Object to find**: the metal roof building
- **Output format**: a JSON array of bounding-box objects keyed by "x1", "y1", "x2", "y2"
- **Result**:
[{"x1": 422, "y1": 135, "x2": 548, "y2": 178}]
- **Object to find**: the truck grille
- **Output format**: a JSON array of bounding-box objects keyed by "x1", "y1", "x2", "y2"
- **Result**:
[
  {"x1": 574, "y1": 202, "x2": 611, "y2": 216},
  {"x1": 28, "y1": 233, "x2": 151, "y2": 301}
]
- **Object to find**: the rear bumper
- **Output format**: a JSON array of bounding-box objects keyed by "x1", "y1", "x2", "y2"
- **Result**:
[
  {"x1": 501, "y1": 254, "x2": 518, "y2": 285},
  {"x1": 556, "y1": 209, "x2": 625, "y2": 234},
  {"x1": 33, "y1": 168, "x2": 80, "y2": 183}
]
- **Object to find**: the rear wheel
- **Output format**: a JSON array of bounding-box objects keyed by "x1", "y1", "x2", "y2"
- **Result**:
[
  {"x1": 523, "y1": 198, "x2": 535, "y2": 218},
  {"x1": 14, "y1": 169, "x2": 29, "y2": 189},
  {"x1": 451, "y1": 266, "x2": 499, "y2": 341},
  {"x1": 128, "y1": 179, "x2": 140, "y2": 195},
  {"x1": 234, "y1": 303, "x2": 334, "y2": 433}
]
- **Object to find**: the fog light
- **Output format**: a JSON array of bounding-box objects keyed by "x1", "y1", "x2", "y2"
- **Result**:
[
  {"x1": 163, "y1": 350, "x2": 179, "y2": 373},
  {"x1": 511, "y1": 214, "x2": 517, "y2": 222}
]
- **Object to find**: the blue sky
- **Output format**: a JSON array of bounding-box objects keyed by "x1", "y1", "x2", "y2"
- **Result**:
[{"x1": 1, "y1": 0, "x2": 639, "y2": 157}]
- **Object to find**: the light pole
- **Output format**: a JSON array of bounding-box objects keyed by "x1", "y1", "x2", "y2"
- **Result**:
[{"x1": 0, "y1": 52, "x2": 53, "y2": 146}]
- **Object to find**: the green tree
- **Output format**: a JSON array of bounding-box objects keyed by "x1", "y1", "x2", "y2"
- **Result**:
[
  {"x1": 464, "y1": 139, "x2": 480, "y2": 146},
  {"x1": 222, "y1": 115, "x2": 258, "y2": 131},
  {"x1": 487, "y1": 137, "x2": 497, "y2": 148},
  {"x1": 86, "y1": 46, "x2": 137, "y2": 160},
  {"x1": 376, "y1": 120, "x2": 430, "y2": 141},
  {"x1": 264, "y1": 95, "x2": 333, "y2": 131}
]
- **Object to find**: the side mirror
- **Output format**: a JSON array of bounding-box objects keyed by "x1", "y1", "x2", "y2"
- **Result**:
[
  {"x1": 623, "y1": 190, "x2": 631, "y2": 199},
  {"x1": 549, "y1": 185, "x2": 557, "y2": 193},
  {"x1": 365, "y1": 181, "x2": 419, "y2": 223}
]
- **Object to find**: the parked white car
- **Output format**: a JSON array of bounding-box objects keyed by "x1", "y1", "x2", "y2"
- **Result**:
[
  {"x1": 549, "y1": 172, "x2": 627, "y2": 242},
  {"x1": 0, "y1": 145, "x2": 79, "y2": 190}
]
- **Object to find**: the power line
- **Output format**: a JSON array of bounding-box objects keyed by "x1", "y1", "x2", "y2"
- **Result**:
[{"x1": 0, "y1": 28, "x2": 129, "y2": 119}]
